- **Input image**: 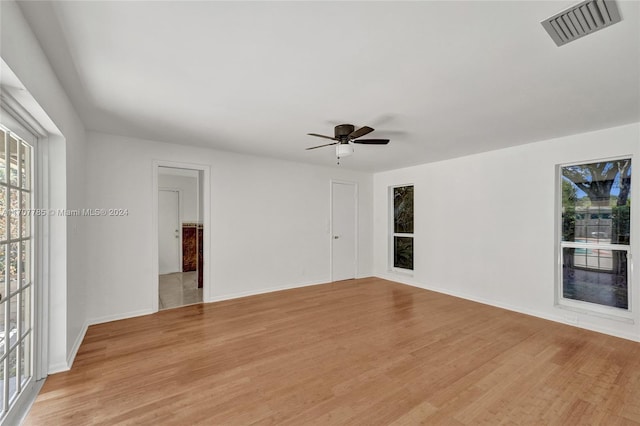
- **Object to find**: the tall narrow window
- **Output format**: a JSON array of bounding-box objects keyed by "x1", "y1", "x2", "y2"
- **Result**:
[
  {"x1": 559, "y1": 159, "x2": 631, "y2": 314},
  {"x1": 392, "y1": 185, "x2": 414, "y2": 271},
  {"x1": 0, "y1": 124, "x2": 33, "y2": 420}
]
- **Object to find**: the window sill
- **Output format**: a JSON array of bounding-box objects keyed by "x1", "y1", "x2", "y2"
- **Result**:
[
  {"x1": 389, "y1": 268, "x2": 414, "y2": 278},
  {"x1": 556, "y1": 302, "x2": 635, "y2": 324}
]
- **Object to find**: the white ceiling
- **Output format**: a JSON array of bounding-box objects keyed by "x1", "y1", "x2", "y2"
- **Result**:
[{"x1": 17, "y1": 1, "x2": 640, "y2": 172}]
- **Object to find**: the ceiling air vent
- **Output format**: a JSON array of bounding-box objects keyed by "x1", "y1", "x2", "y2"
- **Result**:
[{"x1": 541, "y1": 0, "x2": 622, "y2": 46}]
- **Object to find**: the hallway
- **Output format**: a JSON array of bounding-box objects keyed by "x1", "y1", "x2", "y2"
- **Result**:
[{"x1": 158, "y1": 271, "x2": 202, "y2": 309}]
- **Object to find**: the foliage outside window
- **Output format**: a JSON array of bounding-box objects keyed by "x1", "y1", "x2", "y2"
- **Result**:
[
  {"x1": 559, "y1": 159, "x2": 631, "y2": 313},
  {"x1": 392, "y1": 185, "x2": 413, "y2": 271}
]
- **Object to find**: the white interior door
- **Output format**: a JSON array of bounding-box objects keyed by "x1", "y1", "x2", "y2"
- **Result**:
[
  {"x1": 331, "y1": 182, "x2": 357, "y2": 281},
  {"x1": 158, "y1": 190, "x2": 180, "y2": 274}
]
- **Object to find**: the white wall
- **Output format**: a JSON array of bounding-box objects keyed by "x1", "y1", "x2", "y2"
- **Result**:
[
  {"x1": 1, "y1": 1, "x2": 87, "y2": 372},
  {"x1": 374, "y1": 123, "x2": 640, "y2": 341},
  {"x1": 158, "y1": 173, "x2": 199, "y2": 223},
  {"x1": 85, "y1": 131, "x2": 373, "y2": 323}
]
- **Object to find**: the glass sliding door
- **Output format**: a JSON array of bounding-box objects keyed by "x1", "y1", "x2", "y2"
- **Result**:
[{"x1": 0, "y1": 124, "x2": 34, "y2": 420}]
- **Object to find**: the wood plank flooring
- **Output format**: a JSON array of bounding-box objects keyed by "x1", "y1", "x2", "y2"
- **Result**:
[{"x1": 25, "y1": 278, "x2": 640, "y2": 425}]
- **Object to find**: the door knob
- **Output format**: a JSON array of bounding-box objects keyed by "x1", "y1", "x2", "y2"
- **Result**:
[{"x1": 334, "y1": 236, "x2": 339, "y2": 239}]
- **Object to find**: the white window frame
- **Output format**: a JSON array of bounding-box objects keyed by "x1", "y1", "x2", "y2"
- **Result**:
[
  {"x1": 0, "y1": 122, "x2": 37, "y2": 424},
  {"x1": 556, "y1": 156, "x2": 634, "y2": 321},
  {"x1": 0, "y1": 95, "x2": 49, "y2": 425},
  {"x1": 389, "y1": 184, "x2": 414, "y2": 275}
]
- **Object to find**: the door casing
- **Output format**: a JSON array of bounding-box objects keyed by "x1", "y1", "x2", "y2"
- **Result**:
[{"x1": 151, "y1": 161, "x2": 211, "y2": 312}]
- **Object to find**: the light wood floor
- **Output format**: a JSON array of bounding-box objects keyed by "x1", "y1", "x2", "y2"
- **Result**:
[{"x1": 25, "y1": 278, "x2": 640, "y2": 425}]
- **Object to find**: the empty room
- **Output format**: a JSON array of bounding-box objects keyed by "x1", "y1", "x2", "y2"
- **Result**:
[{"x1": 1, "y1": 0, "x2": 639, "y2": 424}]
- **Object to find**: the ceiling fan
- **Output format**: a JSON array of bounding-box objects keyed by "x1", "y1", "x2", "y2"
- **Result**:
[{"x1": 306, "y1": 124, "x2": 390, "y2": 163}]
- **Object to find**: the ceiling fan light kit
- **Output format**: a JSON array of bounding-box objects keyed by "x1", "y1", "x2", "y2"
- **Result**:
[
  {"x1": 336, "y1": 144, "x2": 354, "y2": 158},
  {"x1": 306, "y1": 123, "x2": 390, "y2": 164}
]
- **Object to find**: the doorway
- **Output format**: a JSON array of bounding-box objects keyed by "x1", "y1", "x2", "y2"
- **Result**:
[
  {"x1": 331, "y1": 181, "x2": 357, "y2": 281},
  {"x1": 157, "y1": 167, "x2": 203, "y2": 310}
]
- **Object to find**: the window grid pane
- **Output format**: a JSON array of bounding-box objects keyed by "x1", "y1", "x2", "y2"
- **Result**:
[
  {"x1": 6, "y1": 344, "x2": 17, "y2": 406},
  {"x1": 393, "y1": 186, "x2": 414, "y2": 234},
  {"x1": 0, "y1": 357, "x2": 5, "y2": 413},
  {"x1": 20, "y1": 191, "x2": 30, "y2": 238},
  {"x1": 561, "y1": 160, "x2": 631, "y2": 246},
  {"x1": 20, "y1": 242, "x2": 30, "y2": 288},
  {"x1": 8, "y1": 137, "x2": 18, "y2": 188},
  {"x1": 20, "y1": 336, "x2": 30, "y2": 388},
  {"x1": 0, "y1": 301, "x2": 5, "y2": 358},
  {"x1": 394, "y1": 236, "x2": 414, "y2": 270},
  {"x1": 9, "y1": 190, "x2": 18, "y2": 241},
  {"x1": 0, "y1": 129, "x2": 6, "y2": 184},
  {"x1": 19, "y1": 287, "x2": 30, "y2": 339},
  {"x1": 8, "y1": 244, "x2": 18, "y2": 296},
  {"x1": 0, "y1": 186, "x2": 5, "y2": 242},
  {"x1": 20, "y1": 143, "x2": 30, "y2": 191},
  {"x1": 8, "y1": 296, "x2": 17, "y2": 351},
  {"x1": 0, "y1": 245, "x2": 5, "y2": 303}
]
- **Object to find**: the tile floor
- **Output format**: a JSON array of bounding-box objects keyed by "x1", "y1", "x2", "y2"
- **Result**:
[{"x1": 158, "y1": 271, "x2": 203, "y2": 310}]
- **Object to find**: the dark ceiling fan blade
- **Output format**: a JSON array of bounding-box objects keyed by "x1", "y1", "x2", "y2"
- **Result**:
[
  {"x1": 348, "y1": 126, "x2": 374, "y2": 140},
  {"x1": 352, "y1": 139, "x2": 390, "y2": 145},
  {"x1": 306, "y1": 142, "x2": 339, "y2": 150},
  {"x1": 307, "y1": 133, "x2": 338, "y2": 141}
]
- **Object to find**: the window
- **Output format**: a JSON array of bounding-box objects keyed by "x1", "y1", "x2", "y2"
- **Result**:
[
  {"x1": 0, "y1": 124, "x2": 33, "y2": 420},
  {"x1": 558, "y1": 159, "x2": 631, "y2": 315},
  {"x1": 391, "y1": 185, "x2": 413, "y2": 271}
]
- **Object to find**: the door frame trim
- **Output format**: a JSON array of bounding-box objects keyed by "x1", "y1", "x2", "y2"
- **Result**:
[
  {"x1": 34, "y1": 137, "x2": 48, "y2": 381},
  {"x1": 329, "y1": 180, "x2": 358, "y2": 282},
  {"x1": 152, "y1": 161, "x2": 211, "y2": 312}
]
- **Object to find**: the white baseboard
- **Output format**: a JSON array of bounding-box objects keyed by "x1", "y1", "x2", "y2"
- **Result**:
[
  {"x1": 206, "y1": 279, "x2": 328, "y2": 303},
  {"x1": 59, "y1": 275, "x2": 640, "y2": 376},
  {"x1": 87, "y1": 282, "x2": 328, "y2": 328},
  {"x1": 48, "y1": 310, "x2": 154, "y2": 375},
  {"x1": 49, "y1": 320, "x2": 90, "y2": 374},
  {"x1": 375, "y1": 274, "x2": 640, "y2": 343},
  {"x1": 88, "y1": 308, "x2": 155, "y2": 327},
  {"x1": 47, "y1": 361, "x2": 69, "y2": 375},
  {"x1": 66, "y1": 320, "x2": 89, "y2": 370},
  {"x1": 375, "y1": 271, "x2": 420, "y2": 287}
]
